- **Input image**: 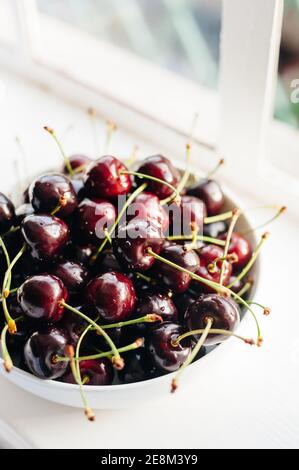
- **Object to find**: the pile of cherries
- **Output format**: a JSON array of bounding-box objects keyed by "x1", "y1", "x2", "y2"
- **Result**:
[{"x1": 0, "y1": 127, "x2": 272, "y2": 420}]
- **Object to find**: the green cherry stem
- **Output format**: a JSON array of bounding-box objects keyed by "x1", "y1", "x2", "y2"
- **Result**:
[
  {"x1": 60, "y1": 302, "x2": 124, "y2": 370},
  {"x1": 227, "y1": 232, "x2": 269, "y2": 289},
  {"x1": 171, "y1": 318, "x2": 213, "y2": 393},
  {"x1": 246, "y1": 301, "x2": 271, "y2": 316},
  {"x1": 162, "y1": 143, "x2": 192, "y2": 205},
  {"x1": 105, "y1": 120, "x2": 117, "y2": 154},
  {"x1": 120, "y1": 171, "x2": 181, "y2": 206},
  {"x1": 204, "y1": 204, "x2": 285, "y2": 225},
  {"x1": 1, "y1": 324, "x2": 13, "y2": 372},
  {"x1": 241, "y1": 206, "x2": 286, "y2": 235},
  {"x1": 75, "y1": 327, "x2": 96, "y2": 421},
  {"x1": 236, "y1": 279, "x2": 253, "y2": 298},
  {"x1": 135, "y1": 272, "x2": 156, "y2": 284},
  {"x1": 207, "y1": 158, "x2": 225, "y2": 178},
  {"x1": 56, "y1": 338, "x2": 144, "y2": 363},
  {"x1": 3, "y1": 244, "x2": 26, "y2": 297},
  {"x1": 44, "y1": 126, "x2": 74, "y2": 177},
  {"x1": 172, "y1": 328, "x2": 255, "y2": 348},
  {"x1": 0, "y1": 287, "x2": 18, "y2": 301},
  {"x1": 51, "y1": 195, "x2": 68, "y2": 216},
  {"x1": 147, "y1": 248, "x2": 262, "y2": 345},
  {"x1": 0, "y1": 236, "x2": 12, "y2": 295},
  {"x1": 219, "y1": 208, "x2": 240, "y2": 286},
  {"x1": 92, "y1": 182, "x2": 147, "y2": 261},
  {"x1": 166, "y1": 234, "x2": 225, "y2": 247},
  {"x1": 97, "y1": 314, "x2": 163, "y2": 331}
]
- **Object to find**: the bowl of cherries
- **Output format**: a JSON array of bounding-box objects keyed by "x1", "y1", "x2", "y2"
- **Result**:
[{"x1": 0, "y1": 126, "x2": 284, "y2": 419}]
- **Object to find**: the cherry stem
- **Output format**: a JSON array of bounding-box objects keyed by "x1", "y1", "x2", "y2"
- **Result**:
[
  {"x1": 185, "y1": 221, "x2": 199, "y2": 251},
  {"x1": 236, "y1": 279, "x2": 253, "y2": 298},
  {"x1": 207, "y1": 158, "x2": 225, "y2": 178},
  {"x1": 44, "y1": 126, "x2": 74, "y2": 177},
  {"x1": 135, "y1": 272, "x2": 156, "y2": 284},
  {"x1": 105, "y1": 120, "x2": 117, "y2": 154},
  {"x1": 172, "y1": 328, "x2": 255, "y2": 348},
  {"x1": 208, "y1": 254, "x2": 238, "y2": 274},
  {"x1": 228, "y1": 233, "x2": 269, "y2": 288},
  {"x1": 1, "y1": 324, "x2": 13, "y2": 372},
  {"x1": 51, "y1": 195, "x2": 67, "y2": 216},
  {"x1": 97, "y1": 314, "x2": 163, "y2": 330},
  {"x1": 246, "y1": 301, "x2": 271, "y2": 316},
  {"x1": 120, "y1": 171, "x2": 181, "y2": 206},
  {"x1": 87, "y1": 107, "x2": 99, "y2": 156},
  {"x1": 56, "y1": 338, "x2": 144, "y2": 363},
  {"x1": 124, "y1": 145, "x2": 139, "y2": 167},
  {"x1": 1, "y1": 242, "x2": 26, "y2": 334},
  {"x1": 204, "y1": 204, "x2": 285, "y2": 225},
  {"x1": 163, "y1": 143, "x2": 192, "y2": 205},
  {"x1": 241, "y1": 206, "x2": 286, "y2": 235},
  {"x1": 60, "y1": 302, "x2": 124, "y2": 370},
  {"x1": 220, "y1": 208, "x2": 240, "y2": 285},
  {"x1": 92, "y1": 182, "x2": 147, "y2": 261},
  {"x1": 0, "y1": 287, "x2": 18, "y2": 301},
  {"x1": 147, "y1": 248, "x2": 262, "y2": 345},
  {"x1": 2, "y1": 226, "x2": 21, "y2": 238},
  {"x1": 171, "y1": 318, "x2": 213, "y2": 393},
  {"x1": 0, "y1": 235, "x2": 12, "y2": 297},
  {"x1": 75, "y1": 326, "x2": 96, "y2": 421},
  {"x1": 166, "y1": 234, "x2": 225, "y2": 247}
]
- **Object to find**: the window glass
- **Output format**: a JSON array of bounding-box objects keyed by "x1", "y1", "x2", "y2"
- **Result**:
[{"x1": 36, "y1": 0, "x2": 221, "y2": 90}]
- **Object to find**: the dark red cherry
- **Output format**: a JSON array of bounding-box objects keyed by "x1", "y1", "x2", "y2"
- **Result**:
[
  {"x1": 17, "y1": 274, "x2": 68, "y2": 322},
  {"x1": 136, "y1": 155, "x2": 180, "y2": 199},
  {"x1": 77, "y1": 197, "x2": 116, "y2": 243},
  {"x1": 0, "y1": 193, "x2": 15, "y2": 233},
  {"x1": 66, "y1": 243, "x2": 95, "y2": 266},
  {"x1": 227, "y1": 275, "x2": 249, "y2": 295},
  {"x1": 136, "y1": 293, "x2": 178, "y2": 323},
  {"x1": 63, "y1": 154, "x2": 91, "y2": 174},
  {"x1": 169, "y1": 195, "x2": 207, "y2": 236},
  {"x1": 173, "y1": 292, "x2": 197, "y2": 323},
  {"x1": 154, "y1": 244, "x2": 199, "y2": 294},
  {"x1": 85, "y1": 155, "x2": 132, "y2": 199},
  {"x1": 128, "y1": 191, "x2": 169, "y2": 232},
  {"x1": 50, "y1": 260, "x2": 89, "y2": 299},
  {"x1": 185, "y1": 293, "x2": 240, "y2": 345},
  {"x1": 62, "y1": 358, "x2": 114, "y2": 386},
  {"x1": 147, "y1": 322, "x2": 191, "y2": 372},
  {"x1": 118, "y1": 349, "x2": 156, "y2": 384},
  {"x1": 192, "y1": 244, "x2": 232, "y2": 293},
  {"x1": 59, "y1": 309, "x2": 87, "y2": 346},
  {"x1": 21, "y1": 214, "x2": 70, "y2": 261},
  {"x1": 29, "y1": 173, "x2": 78, "y2": 218},
  {"x1": 86, "y1": 271, "x2": 136, "y2": 323},
  {"x1": 24, "y1": 327, "x2": 68, "y2": 379},
  {"x1": 113, "y1": 219, "x2": 164, "y2": 271},
  {"x1": 187, "y1": 179, "x2": 224, "y2": 216},
  {"x1": 219, "y1": 232, "x2": 252, "y2": 269},
  {"x1": 203, "y1": 220, "x2": 228, "y2": 239}
]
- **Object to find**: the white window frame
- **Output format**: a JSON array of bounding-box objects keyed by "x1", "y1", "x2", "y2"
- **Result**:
[{"x1": 0, "y1": 0, "x2": 297, "y2": 213}]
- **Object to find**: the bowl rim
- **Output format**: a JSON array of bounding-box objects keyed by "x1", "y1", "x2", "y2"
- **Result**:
[{"x1": 0, "y1": 170, "x2": 260, "y2": 394}]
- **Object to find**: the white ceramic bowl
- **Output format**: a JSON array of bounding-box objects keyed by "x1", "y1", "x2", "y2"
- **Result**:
[{"x1": 0, "y1": 162, "x2": 260, "y2": 409}]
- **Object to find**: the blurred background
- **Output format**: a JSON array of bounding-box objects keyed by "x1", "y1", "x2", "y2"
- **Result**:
[{"x1": 34, "y1": 0, "x2": 299, "y2": 129}]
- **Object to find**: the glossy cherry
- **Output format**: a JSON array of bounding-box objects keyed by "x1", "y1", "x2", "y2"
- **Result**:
[
  {"x1": 136, "y1": 155, "x2": 180, "y2": 199},
  {"x1": 63, "y1": 154, "x2": 91, "y2": 174},
  {"x1": 77, "y1": 197, "x2": 116, "y2": 243},
  {"x1": 94, "y1": 250, "x2": 121, "y2": 274},
  {"x1": 128, "y1": 191, "x2": 169, "y2": 232},
  {"x1": 136, "y1": 293, "x2": 178, "y2": 323},
  {"x1": 15, "y1": 203, "x2": 34, "y2": 225},
  {"x1": 219, "y1": 232, "x2": 252, "y2": 269},
  {"x1": 17, "y1": 274, "x2": 68, "y2": 322},
  {"x1": 187, "y1": 179, "x2": 224, "y2": 216},
  {"x1": 50, "y1": 260, "x2": 89, "y2": 299},
  {"x1": 85, "y1": 155, "x2": 132, "y2": 199},
  {"x1": 29, "y1": 173, "x2": 78, "y2": 218},
  {"x1": 173, "y1": 291, "x2": 197, "y2": 323},
  {"x1": 85, "y1": 271, "x2": 136, "y2": 323},
  {"x1": 170, "y1": 195, "x2": 207, "y2": 236},
  {"x1": 192, "y1": 244, "x2": 232, "y2": 293},
  {"x1": 203, "y1": 220, "x2": 228, "y2": 239},
  {"x1": 118, "y1": 349, "x2": 156, "y2": 384},
  {"x1": 147, "y1": 322, "x2": 191, "y2": 372},
  {"x1": 62, "y1": 358, "x2": 114, "y2": 386},
  {"x1": 59, "y1": 309, "x2": 87, "y2": 346},
  {"x1": 21, "y1": 214, "x2": 70, "y2": 261},
  {"x1": 24, "y1": 327, "x2": 68, "y2": 379},
  {"x1": 0, "y1": 193, "x2": 15, "y2": 233},
  {"x1": 154, "y1": 244, "x2": 199, "y2": 294},
  {"x1": 113, "y1": 219, "x2": 164, "y2": 271},
  {"x1": 66, "y1": 243, "x2": 95, "y2": 266},
  {"x1": 185, "y1": 293, "x2": 240, "y2": 345}
]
